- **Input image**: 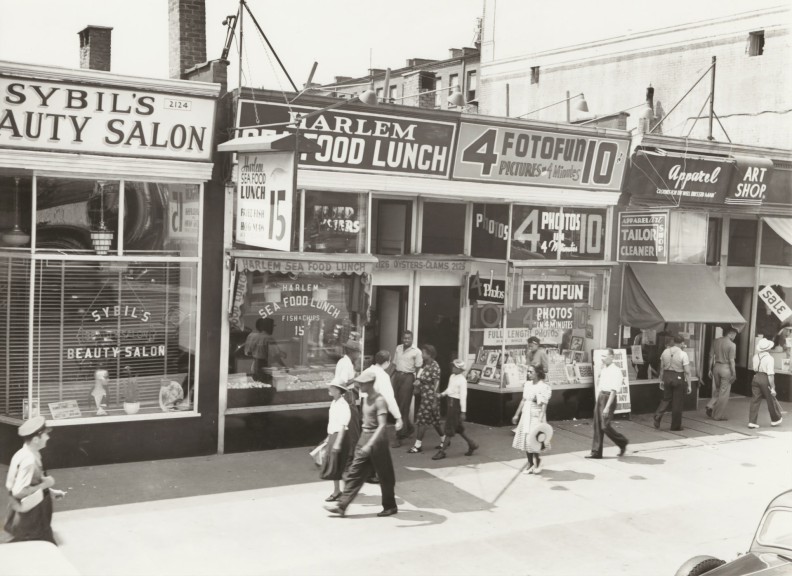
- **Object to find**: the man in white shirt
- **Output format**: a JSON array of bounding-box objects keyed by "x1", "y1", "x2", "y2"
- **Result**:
[
  {"x1": 333, "y1": 339, "x2": 361, "y2": 387},
  {"x1": 586, "y1": 348, "x2": 628, "y2": 459},
  {"x1": 392, "y1": 330, "x2": 423, "y2": 445},
  {"x1": 360, "y1": 350, "x2": 403, "y2": 432},
  {"x1": 654, "y1": 335, "x2": 692, "y2": 431},
  {"x1": 749, "y1": 338, "x2": 783, "y2": 428}
]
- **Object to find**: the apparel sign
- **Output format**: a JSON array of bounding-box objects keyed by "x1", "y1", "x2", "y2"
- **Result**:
[
  {"x1": 758, "y1": 285, "x2": 792, "y2": 323},
  {"x1": 617, "y1": 211, "x2": 669, "y2": 263},
  {"x1": 453, "y1": 122, "x2": 629, "y2": 191},
  {"x1": 510, "y1": 206, "x2": 606, "y2": 260},
  {"x1": 628, "y1": 151, "x2": 735, "y2": 205},
  {"x1": 236, "y1": 99, "x2": 456, "y2": 177},
  {"x1": 471, "y1": 204, "x2": 509, "y2": 259},
  {"x1": 523, "y1": 280, "x2": 590, "y2": 304},
  {"x1": 236, "y1": 151, "x2": 294, "y2": 251},
  {"x1": 0, "y1": 77, "x2": 216, "y2": 161}
]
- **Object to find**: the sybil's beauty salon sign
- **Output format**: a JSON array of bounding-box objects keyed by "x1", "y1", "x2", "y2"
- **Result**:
[{"x1": 0, "y1": 77, "x2": 216, "y2": 161}]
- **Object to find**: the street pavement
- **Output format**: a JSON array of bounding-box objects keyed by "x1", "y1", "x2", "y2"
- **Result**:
[{"x1": 1, "y1": 396, "x2": 790, "y2": 576}]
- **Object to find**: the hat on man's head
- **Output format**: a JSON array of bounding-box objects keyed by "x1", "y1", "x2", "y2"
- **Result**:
[
  {"x1": 352, "y1": 371, "x2": 376, "y2": 385},
  {"x1": 18, "y1": 415, "x2": 49, "y2": 438},
  {"x1": 527, "y1": 336, "x2": 540, "y2": 345},
  {"x1": 527, "y1": 422, "x2": 553, "y2": 453},
  {"x1": 452, "y1": 358, "x2": 466, "y2": 370},
  {"x1": 756, "y1": 338, "x2": 774, "y2": 352},
  {"x1": 343, "y1": 339, "x2": 362, "y2": 352}
]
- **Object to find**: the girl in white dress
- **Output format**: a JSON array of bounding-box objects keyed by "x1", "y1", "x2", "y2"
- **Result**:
[{"x1": 512, "y1": 366, "x2": 551, "y2": 474}]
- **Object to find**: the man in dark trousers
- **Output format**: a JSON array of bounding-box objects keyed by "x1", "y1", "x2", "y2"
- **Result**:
[
  {"x1": 325, "y1": 371, "x2": 397, "y2": 517},
  {"x1": 654, "y1": 335, "x2": 692, "y2": 431},
  {"x1": 391, "y1": 330, "x2": 422, "y2": 447},
  {"x1": 706, "y1": 327, "x2": 737, "y2": 421},
  {"x1": 585, "y1": 348, "x2": 628, "y2": 459}
]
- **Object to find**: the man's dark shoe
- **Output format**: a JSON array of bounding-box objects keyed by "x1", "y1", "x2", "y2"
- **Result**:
[
  {"x1": 584, "y1": 454, "x2": 602, "y2": 459},
  {"x1": 618, "y1": 443, "x2": 628, "y2": 457},
  {"x1": 324, "y1": 504, "x2": 346, "y2": 517},
  {"x1": 366, "y1": 475, "x2": 380, "y2": 484},
  {"x1": 705, "y1": 407, "x2": 713, "y2": 418},
  {"x1": 431, "y1": 450, "x2": 446, "y2": 460},
  {"x1": 377, "y1": 507, "x2": 398, "y2": 517},
  {"x1": 465, "y1": 442, "x2": 479, "y2": 456},
  {"x1": 653, "y1": 415, "x2": 661, "y2": 429}
]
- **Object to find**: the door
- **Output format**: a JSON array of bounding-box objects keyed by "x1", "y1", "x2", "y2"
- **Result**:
[
  {"x1": 418, "y1": 286, "x2": 461, "y2": 388},
  {"x1": 366, "y1": 286, "x2": 408, "y2": 360}
]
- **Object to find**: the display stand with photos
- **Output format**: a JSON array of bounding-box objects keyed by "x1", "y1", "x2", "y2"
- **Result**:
[{"x1": 592, "y1": 348, "x2": 632, "y2": 414}]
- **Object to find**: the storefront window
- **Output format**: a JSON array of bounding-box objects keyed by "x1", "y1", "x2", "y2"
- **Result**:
[
  {"x1": 372, "y1": 198, "x2": 412, "y2": 255},
  {"x1": 727, "y1": 218, "x2": 758, "y2": 267},
  {"x1": 124, "y1": 182, "x2": 201, "y2": 257},
  {"x1": 467, "y1": 268, "x2": 608, "y2": 391},
  {"x1": 756, "y1": 284, "x2": 792, "y2": 374},
  {"x1": 668, "y1": 211, "x2": 707, "y2": 264},
  {"x1": 471, "y1": 203, "x2": 508, "y2": 259},
  {"x1": 36, "y1": 178, "x2": 120, "y2": 253},
  {"x1": 761, "y1": 219, "x2": 792, "y2": 266},
  {"x1": 0, "y1": 175, "x2": 32, "y2": 249},
  {"x1": 511, "y1": 205, "x2": 607, "y2": 261},
  {"x1": 0, "y1": 256, "x2": 31, "y2": 417},
  {"x1": 303, "y1": 190, "x2": 367, "y2": 253},
  {"x1": 421, "y1": 201, "x2": 465, "y2": 254},
  {"x1": 0, "y1": 257, "x2": 198, "y2": 419},
  {"x1": 227, "y1": 267, "x2": 368, "y2": 408}
]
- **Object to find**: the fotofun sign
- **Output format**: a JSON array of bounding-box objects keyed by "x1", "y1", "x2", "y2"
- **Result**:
[
  {"x1": 0, "y1": 77, "x2": 216, "y2": 161},
  {"x1": 236, "y1": 152, "x2": 294, "y2": 251},
  {"x1": 235, "y1": 99, "x2": 457, "y2": 177}
]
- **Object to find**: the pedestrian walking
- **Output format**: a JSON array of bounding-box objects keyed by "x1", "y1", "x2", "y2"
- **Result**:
[
  {"x1": 325, "y1": 371, "x2": 398, "y2": 518},
  {"x1": 433, "y1": 359, "x2": 478, "y2": 460},
  {"x1": 391, "y1": 330, "x2": 423, "y2": 447},
  {"x1": 526, "y1": 336, "x2": 549, "y2": 373},
  {"x1": 586, "y1": 348, "x2": 629, "y2": 459},
  {"x1": 4, "y1": 416, "x2": 66, "y2": 544},
  {"x1": 321, "y1": 381, "x2": 356, "y2": 503},
  {"x1": 706, "y1": 327, "x2": 737, "y2": 421},
  {"x1": 332, "y1": 339, "x2": 362, "y2": 461},
  {"x1": 407, "y1": 344, "x2": 445, "y2": 454},
  {"x1": 359, "y1": 350, "x2": 403, "y2": 431},
  {"x1": 653, "y1": 335, "x2": 692, "y2": 431},
  {"x1": 512, "y1": 365, "x2": 552, "y2": 474},
  {"x1": 748, "y1": 338, "x2": 783, "y2": 429}
]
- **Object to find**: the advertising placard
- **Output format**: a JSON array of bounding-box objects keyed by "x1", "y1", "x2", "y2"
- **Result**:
[
  {"x1": 236, "y1": 151, "x2": 294, "y2": 251},
  {"x1": 0, "y1": 77, "x2": 216, "y2": 161},
  {"x1": 617, "y1": 211, "x2": 669, "y2": 263},
  {"x1": 758, "y1": 285, "x2": 792, "y2": 323},
  {"x1": 452, "y1": 122, "x2": 628, "y2": 191},
  {"x1": 511, "y1": 206, "x2": 606, "y2": 260},
  {"x1": 628, "y1": 151, "x2": 734, "y2": 205},
  {"x1": 468, "y1": 272, "x2": 506, "y2": 304},
  {"x1": 236, "y1": 99, "x2": 456, "y2": 177}
]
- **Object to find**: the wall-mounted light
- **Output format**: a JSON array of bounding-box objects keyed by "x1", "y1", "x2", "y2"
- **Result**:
[{"x1": 90, "y1": 180, "x2": 113, "y2": 255}]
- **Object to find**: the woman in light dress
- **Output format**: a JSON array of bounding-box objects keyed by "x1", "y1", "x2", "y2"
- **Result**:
[{"x1": 512, "y1": 365, "x2": 551, "y2": 474}]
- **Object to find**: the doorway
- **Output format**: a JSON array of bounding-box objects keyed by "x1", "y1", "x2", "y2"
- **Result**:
[
  {"x1": 418, "y1": 286, "x2": 461, "y2": 389},
  {"x1": 366, "y1": 286, "x2": 408, "y2": 360}
]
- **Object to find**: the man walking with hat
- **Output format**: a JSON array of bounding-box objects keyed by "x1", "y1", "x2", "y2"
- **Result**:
[
  {"x1": 707, "y1": 327, "x2": 737, "y2": 421},
  {"x1": 586, "y1": 348, "x2": 628, "y2": 459},
  {"x1": 4, "y1": 416, "x2": 66, "y2": 544},
  {"x1": 653, "y1": 335, "x2": 692, "y2": 431},
  {"x1": 391, "y1": 330, "x2": 422, "y2": 447},
  {"x1": 325, "y1": 371, "x2": 398, "y2": 518},
  {"x1": 749, "y1": 337, "x2": 783, "y2": 428}
]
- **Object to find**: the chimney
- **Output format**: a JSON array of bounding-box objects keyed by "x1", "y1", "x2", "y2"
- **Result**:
[
  {"x1": 78, "y1": 26, "x2": 112, "y2": 71},
  {"x1": 168, "y1": 0, "x2": 207, "y2": 79}
]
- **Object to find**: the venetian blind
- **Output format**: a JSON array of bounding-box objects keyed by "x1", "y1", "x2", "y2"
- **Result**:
[{"x1": 0, "y1": 256, "x2": 31, "y2": 418}]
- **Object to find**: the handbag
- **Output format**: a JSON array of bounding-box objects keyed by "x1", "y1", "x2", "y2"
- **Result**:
[{"x1": 309, "y1": 440, "x2": 328, "y2": 467}]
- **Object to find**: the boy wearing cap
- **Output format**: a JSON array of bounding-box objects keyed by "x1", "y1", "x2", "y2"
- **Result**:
[
  {"x1": 433, "y1": 359, "x2": 478, "y2": 460},
  {"x1": 4, "y1": 416, "x2": 66, "y2": 544},
  {"x1": 325, "y1": 371, "x2": 398, "y2": 518}
]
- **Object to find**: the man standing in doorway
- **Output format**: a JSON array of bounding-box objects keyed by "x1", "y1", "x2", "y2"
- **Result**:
[
  {"x1": 707, "y1": 327, "x2": 737, "y2": 421},
  {"x1": 391, "y1": 330, "x2": 422, "y2": 447},
  {"x1": 654, "y1": 335, "x2": 692, "y2": 431},
  {"x1": 585, "y1": 348, "x2": 628, "y2": 459}
]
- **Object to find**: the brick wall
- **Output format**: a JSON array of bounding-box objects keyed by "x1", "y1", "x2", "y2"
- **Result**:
[
  {"x1": 78, "y1": 26, "x2": 112, "y2": 71},
  {"x1": 169, "y1": 0, "x2": 207, "y2": 80}
]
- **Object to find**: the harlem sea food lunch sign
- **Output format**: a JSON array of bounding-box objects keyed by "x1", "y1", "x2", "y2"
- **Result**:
[{"x1": 0, "y1": 76, "x2": 216, "y2": 161}]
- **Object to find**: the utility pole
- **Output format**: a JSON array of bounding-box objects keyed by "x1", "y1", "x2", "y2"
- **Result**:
[{"x1": 708, "y1": 56, "x2": 716, "y2": 141}]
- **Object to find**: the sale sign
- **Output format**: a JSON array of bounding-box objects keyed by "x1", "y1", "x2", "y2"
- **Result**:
[
  {"x1": 758, "y1": 285, "x2": 792, "y2": 323},
  {"x1": 236, "y1": 152, "x2": 294, "y2": 250}
]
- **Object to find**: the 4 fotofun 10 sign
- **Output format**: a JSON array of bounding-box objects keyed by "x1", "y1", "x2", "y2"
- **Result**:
[{"x1": 236, "y1": 152, "x2": 294, "y2": 251}]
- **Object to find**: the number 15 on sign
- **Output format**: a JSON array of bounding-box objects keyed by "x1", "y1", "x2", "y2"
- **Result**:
[{"x1": 236, "y1": 152, "x2": 294, "y2": 251}]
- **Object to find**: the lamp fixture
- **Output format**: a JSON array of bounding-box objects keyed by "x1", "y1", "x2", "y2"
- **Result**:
[
  {"x1": 517, "y1": 92, "x2": 587, "y2": 119},
  {"x1": 90, "y1": 180, "x2": 113, "y2": 255},
  {"x1": 448, "y1": 87, "x2": 467, "y2": 108},
  {"x1": 2, "y1": 177, "x2": 30, "y2": 247}
]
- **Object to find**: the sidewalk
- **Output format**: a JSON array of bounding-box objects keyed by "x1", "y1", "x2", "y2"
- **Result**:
[{"x1": 1, "y1": 395, "x2": 786, "y2": 515}]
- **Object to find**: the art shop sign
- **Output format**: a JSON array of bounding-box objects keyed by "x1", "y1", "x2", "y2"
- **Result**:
[
  {"x1": 0, "y1": 76, "x2": 216, "y2": 161},
  {"x1": 617, "y1": 211, "x2": 669, "y2": 263},
  {"x1": 236, "y1": 98, "x2": 456, "y2": 177}
]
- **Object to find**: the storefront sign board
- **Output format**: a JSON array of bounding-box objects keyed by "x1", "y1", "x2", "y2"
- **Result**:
[
  {"x1": 236, "y1": 152, "x2": 294, "y2": 251},
  {"x1": 592, "y1": 348, "x2": 632, "y2": 414},
  {"x1": 468, "y1": 272, "x2": 505, "y2": 303},
  {"x1": 483, "y1": 327, "x2": 532, "y2": 346},
  {"x1": 452, "y1": 122, "x2": 628, "y2": 191},
  {"x1": 628, "y1": 152, "x2": 734, "y2": 205},
  {"x1": 510, "y1": 206, "x2": 606, "y2": 260},
  {"x1": 522, "y1": 280, "x2": 590, "y2": 305},
  {"x1": 617, "y1": 211, "x2": 669, "y2": 263},
  {"x1": 374, "y1": 258, "x2": 469, "y2": 272},
  {"x1": 758, "y1": 285, "x2": 792, "y2": 322},
  {"x1": 237, "y1": 258, "x2": 372, "y2": 275},
  {"x1": 236, "y1": 99, "x2": 456, "y2": 177},
  {"x1": 727, "y1": 156, "x2": 774, "y2": 207},
  {"x1": 0, "y1": 77, "x2": 216, "y2": 161}
]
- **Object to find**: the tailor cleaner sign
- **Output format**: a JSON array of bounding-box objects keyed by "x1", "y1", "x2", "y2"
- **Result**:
[
  {"x1": 453, "y1": 122, "x2": 629, "y2": 191},
  {"x1": 617, "y1": 211, "x2": 669, "y2": 263},
  {"x1": 236, "y1": 152, "x2": 294, "y2": 251},
  {"x1": 0, "y1": 77, "x2": 216, "y2": 161},
  {"x1": 236, "y1": 99, "x2": 456, "y2": 177}
]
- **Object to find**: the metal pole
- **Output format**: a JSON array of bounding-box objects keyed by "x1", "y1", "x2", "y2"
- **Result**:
[
  {"x1": 708, "y1": 56, "x2": 716, "y2": 141},
  {"x1": 238, "y1": 0, "x2": 243, "y2": 92},
  {"x1": 506, "y1": 83, "x2": 510, "y2": 117},
  {"x1": 566, "y1": 90, "x2": 571, "y2": 123}
]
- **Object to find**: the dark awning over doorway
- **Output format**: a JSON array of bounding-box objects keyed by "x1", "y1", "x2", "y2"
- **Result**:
[{"x1": 621, "y1": 263, "x2": 746, "y2": 330}]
